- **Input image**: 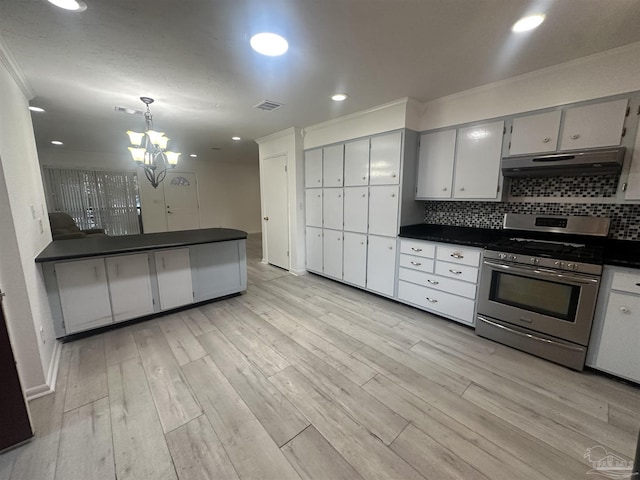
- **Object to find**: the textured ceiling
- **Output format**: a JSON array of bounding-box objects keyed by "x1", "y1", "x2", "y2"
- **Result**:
[{"x1": 1, "y1": 0, "x2": 640, "y2": 164}]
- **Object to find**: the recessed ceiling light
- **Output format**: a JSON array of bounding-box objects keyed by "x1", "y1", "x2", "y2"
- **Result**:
[
  {"x1": 331, "y1": 93, "x2": 348, "y2": 102},
  {"x1": 190, "y1": 154, "x2": 198, "y2": 158},
  {"x1": 250, "y1": 33, "x2": 288, "y2": 56},
  {"x1": 46, "y1": 0, "x2": 87, "y2": 12},
  {"x1": 232, "y1": 136, "x2": 241, "y2": 141},
  {"x1": 51, "y1": 140, "x2": 64, "y2": 145},
  {"x1": 29, "y1": 106, "x2": 46, "y2": 112},
  {"x1": 512, "y1": 14, "x2": 545, "y2": 32}
]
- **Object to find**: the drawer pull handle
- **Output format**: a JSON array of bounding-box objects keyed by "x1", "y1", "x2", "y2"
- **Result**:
[
  {"x1": 427, "y1": 279, "x2": 439, "y2": 285},
  {"x1": 425, "y1": 297, "x2": 438, "y2": 303},
  {"x1": 636, "y1": 283, "x2": 640, "y2": 287},
  {"x1": 410, "y1": 261, "x2": 422, "y2": 266},
  {"x1": 450, "y1": 252, "x2": 464, "y2": 259},
  {"x1": 620, "y1": 306, "x2": 630, "y2": 314},
  {"x1": 411, "y1": 247, "x2": 423, "y2": 252},
  {"x1": 449, "y1": 269, "x2": 462, "y2": 275}
]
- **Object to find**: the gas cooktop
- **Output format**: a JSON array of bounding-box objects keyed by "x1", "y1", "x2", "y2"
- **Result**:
[{"x1": 487, "y1": 237, "x2": 604, "y2": 264}]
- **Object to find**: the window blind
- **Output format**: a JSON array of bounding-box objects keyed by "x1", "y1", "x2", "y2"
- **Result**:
[{"x1": 43, "y1": 167, "x2": 141, "y2": 236}]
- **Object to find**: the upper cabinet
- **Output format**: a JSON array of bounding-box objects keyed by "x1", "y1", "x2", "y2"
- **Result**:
[
  {"x1": 370, "y1": 132, "x2": 402, "y2": 185},
  {"x1": 624, "y1": 117, "x2": 640, "y2": 200},
  {"x1": 559, "y1": 99, "x2": 628, "y2": 151},
  {"x1": 416, "y1": 130, "x2": 455, "y2": 199},
  {"x1": 509, "y1": 110, "x2": 561, "y2": 155},
  {"x1": 344, "y1": 139, "x2": 370, "y2": 186},
  {"x1": 323, "y1": 144, "x2": 344, "y2": 187},
  {"x1": 304, "y1": 148, "x2": 323, "y2": 187}
]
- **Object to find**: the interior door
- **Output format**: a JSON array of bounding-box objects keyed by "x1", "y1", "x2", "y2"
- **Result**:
[
  {"x1": 164, "y1": 172, "x2": 200, "y2": 232},
  {"x1": 0, "y1": 292, "x2": 33, "y2": 450},
  {"x1": 263, "y1": 155, "x2": 290, "y2": 269}
]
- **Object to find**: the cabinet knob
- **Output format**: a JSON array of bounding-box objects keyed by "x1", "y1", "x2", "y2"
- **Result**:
[
  {"x1": 620, "y1": 306, "x2": 630, "y2": 314},
  {"x1": 459, "y1": 187, "x2": 465, "y2": 192},
  {"x1": 362, "y1": 194, "x2": 366, "y2": 197},
  {"x1": 338, "y1": 194, "x2": 342, "y2": 198},
  {"x1": 388, "y1": 246, "x2": 393, "y2": 250},
  {"x1": 338, "y1": 178, "x2": 341, "y2": 183},
  {"x1": 425, "y1": 297, "x2": 438, "y2": 303},
  {"x1": 571, "y1": 134, "x2": 580, "y2": 140},
  {"x1": 360, "y1": 241, "x2": 364, "y2": 245},
  {"x1": 391, "y1": 173, "x2": 397, "y2": 178},
  {"x1": 362, "y1": 176, "x2": 367, "y2": 180},
  {"x1": 263, "y1": 216, "x2": 269, "y2": 221},
  {"x1": 543, "y1": 137, "x2": 551, "y2": 143},
  {"x1": 391, "y1": 193, "x2": 396, "y2": 197},
  {"x1": 317, "y1": 179, "x2": 321, "y2": 182},
  {"x1": 317, "y1": 194, "x2": 321, "y2": 197},
  {"x1": 442, "y1": 187, "x2": 448, "y2": 191}
]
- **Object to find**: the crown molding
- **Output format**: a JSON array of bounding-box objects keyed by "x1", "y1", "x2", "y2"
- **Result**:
[
  {"x1": 255, "y1": 126, "x2": 301, "y2": 145},
  {"x1": 0, "y1": 34, "x2": 34, "y2": 100}
]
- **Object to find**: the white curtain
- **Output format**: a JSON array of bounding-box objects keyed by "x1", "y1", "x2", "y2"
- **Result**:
[{"x1": 43, "y1": 167, "x2": 141, "y2": 236}]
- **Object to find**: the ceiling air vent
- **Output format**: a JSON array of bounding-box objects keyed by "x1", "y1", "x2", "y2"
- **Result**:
[{"x1": 253, "y1": 100, "x2": 284, "y2": 112}]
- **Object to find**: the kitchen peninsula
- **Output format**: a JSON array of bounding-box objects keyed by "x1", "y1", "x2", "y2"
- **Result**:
[{"x1": 36, "y1": 228, "x2": 247, "y2": 337}]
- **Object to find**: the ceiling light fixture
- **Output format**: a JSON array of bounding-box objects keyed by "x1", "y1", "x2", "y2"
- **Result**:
[
  {"x1": 29, "y1": 106, "x2": 46, "y2": 112},
  {"x1": 331, "y1": 93, "x2": 348, "y2": 102},
  {"x1": 250, "y1": 33, "x2": 288, "y2": 56},
  {"x1": 231, "y1": 136, "x2": 241, "y2": 141},
  {"x1": 126, "y1": 97, "x2": 181, "y2": 189},
  {"x1": 46, "y1": 0, "x2": 87, "y2": 12},
  {"x1": 51, "y1": 140, "x2": 63, "y2": 145},
  {"x1": 512, "y1": 14, "x2": 545, "y2": 32}
]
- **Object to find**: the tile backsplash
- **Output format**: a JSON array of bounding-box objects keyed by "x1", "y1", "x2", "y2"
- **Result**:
[{"x1": 508, "y1": 174, "x2": 620, "y2": 198}]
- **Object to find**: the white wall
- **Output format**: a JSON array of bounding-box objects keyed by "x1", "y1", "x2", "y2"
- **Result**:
[
  {"x1": 419, "y1": 41, "x2": 640, "y2": 131},
  {"x1": 0, "y1": 42, "x2": 57, "y2": 397}
]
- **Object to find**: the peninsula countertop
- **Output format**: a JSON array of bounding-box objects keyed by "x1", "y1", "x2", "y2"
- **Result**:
[{"x1": 35, "y1": 228, "x2": 248, "y2": 263}]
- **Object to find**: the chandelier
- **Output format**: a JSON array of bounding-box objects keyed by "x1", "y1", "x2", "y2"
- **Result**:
[{"x1": 126, "y1": 97, "x2": 181, "y2": 189}]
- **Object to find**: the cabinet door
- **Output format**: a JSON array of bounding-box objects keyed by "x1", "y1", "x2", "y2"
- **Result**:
[
  {"x1": 368, "y1": 185, "x2": 399, "y2": 237},
  {"x1": 369, "y1": 132, "x2": 402, "y2": 185},
  {"x1": 344, "y1": 139, "x2": 370, "y2": 186},
  {"x1": 366, "y1": 235, "x2": 396, "y2": 297},
  {"x1": 509, "y1": 111, "x2": 561, "y2": 155},
  {"x1": 624, "y1": 120, "x2": 640, "y2": 200},
  {"x1": 454, "y1": 121, "x2": 504, "y2": 199},
  {"x1": 106, "y1": 254, "x2": 154, "y2": 323},
  {"x1": 343, "y1": 186, "x2": 369, "y2": 233},
  {"x1": 305, "y1": 189, "x2": 323, "y2": 227},
  {"x1": 304, "y1": 149, "x2": 323, "y2": 187},
  {"x1": 560, "y1": 99, "x2": 628, "y2": 150},
  {"x1": 306, "y1": 227, "x2": 323, "y2": 273},
  {"x1": 56, "y1": 258, "x2": 113, "y2": 334},
  {"x1": 323, "y1": 229, "x2": 343, "y2": 280},
  {"x1": 155, "y1": 249, "x2": 193, "y2": 310},
  {"x1": 595, "y1": 292, "x2": 640, "y2": 383},
  {"x1": 322, "y1": 188, "x2": 344, "y2": 230},
  {"x1": 323, "y1": 144, "x2": 344, "y2": 187},
  {"x1": 343, "y1": 232, "x2": 367, "y2": 287},
  {"x1": 416, "y1": 130, "x2": 455, "y2": 199},
  {"x1": 190, "y1": 241, "x2": 245, "y2": 303}
]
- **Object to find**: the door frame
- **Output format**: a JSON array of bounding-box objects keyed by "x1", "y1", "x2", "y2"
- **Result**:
[{"x1": 260, "y1": 153, "x2": 291, "y2": 270}]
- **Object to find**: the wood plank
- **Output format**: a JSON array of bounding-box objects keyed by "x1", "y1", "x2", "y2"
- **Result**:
[
  {"x1": 165, "y1": 415, "x2": 240, "y2": 480},
  {"x1": 281, "y1": 426, "x2": 364, "y2": 480},
  {"x1": 269, "y1": 366, "x2": 425, "y2": 480},
  {"x1": 64, "y1": 335, "x2": 108, "y2": 412},
  {"x1": 198, "y1": 328, "x2": 310, "y2": 446},
  {"x1": 107, "y1": 358, "x2": 177, "y2": 480},
  {"x1": 182, "y1": 357, "x2": 302, "y2": 480},
  {"x1": 0, "y1": 449, "x2": 16, "y2": 479},
  {"x1": 55, "y1": 397, "x2": 114, "y2": 480},
  {"x1": 391, "y1": 423, "x2": 489, "y2": 480},
  {"x1": 158, "y1": 313, "x2": 207, "y2": 365},
  {"x1": 104, "y1": 327, "x2": 139, "y2": 366},
  {"x1": 609, "y1": 404, "x2": 640, "y2": 435},
  {"x1": 180, "y1": 308, "x2": 216, "y2": 337},
  {"x1": 133, "y1": 325, "x2": 202, "y2": 433}
]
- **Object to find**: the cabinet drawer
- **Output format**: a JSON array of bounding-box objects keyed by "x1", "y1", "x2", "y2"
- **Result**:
[
  {"x1": 436, "y1": 245, "x2": 481, "y2": 267},
  {"x1": 399, "y1": 239, "x2": 435, "y2": 258},
  {"x1": 611, "y1": 271, "x2": 640, "y2": 295},
  {"x1": 398, "y1": 281, "x2": 475, "y2": 324},
  {"x1": 399, "y1": 255, "x2": 434, "y2": 273},
  {"x1": 398, "y1": 268, "x2": 476, "y2": 299},
  {"x1": 435, "y1": 261, "x2": 479, "y2": 283}
]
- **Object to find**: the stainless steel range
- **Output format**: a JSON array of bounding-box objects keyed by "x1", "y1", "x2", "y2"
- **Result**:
[{"x1": 476, "y1": 214, "x2": 610, "y2": 370}]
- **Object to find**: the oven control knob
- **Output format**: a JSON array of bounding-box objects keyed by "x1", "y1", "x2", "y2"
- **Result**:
[
  {"x1": 498, "y1": 253, "x2": 507, "y2": 260},
  {"x1": 530, "y1": 257, "x2": 539, "y2": 265},
  {"x1": 554, "y1": 261, "x2": 564, "y2": 268},
  {"x1": 508, "y1": 255, "x2": 517, "y2": 261},
  {"x1": 566, "y1": 263, "x2": 578, "y2": 271}
]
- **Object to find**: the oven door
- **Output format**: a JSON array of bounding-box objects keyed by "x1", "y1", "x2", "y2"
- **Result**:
[{"x1": 477, "y1": 259, "x2": 600, "y2": 345}]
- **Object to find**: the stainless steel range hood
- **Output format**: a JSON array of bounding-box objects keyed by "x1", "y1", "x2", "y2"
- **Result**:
[{"x1": 501, "y1": 147, "x2": 625, "y2": 177}]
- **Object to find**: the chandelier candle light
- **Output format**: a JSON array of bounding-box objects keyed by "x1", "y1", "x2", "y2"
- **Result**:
[{"x1": 127, "y1": 97, "x2": 180, "y2": 188}]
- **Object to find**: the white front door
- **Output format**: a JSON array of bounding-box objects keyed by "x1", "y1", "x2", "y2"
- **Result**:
[
  {"x1": 164, "y1": 172, "x2": 200, "y2": 231},
  {"x1": 263, "y1": 155, "x2": 289, "y2": 269}
]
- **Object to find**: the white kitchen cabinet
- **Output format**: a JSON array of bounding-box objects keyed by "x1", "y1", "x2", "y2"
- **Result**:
[
  {"x1": 368, "y1": 185, "x2": 399, "y2": 237},
  {"x1": 509, "y1": 110, "x2": 561, "y2": 155},
  {"x1": 343, "y1": 186, "x2": 369, "y2": 233},
  {"x1": 453, "y1": 121, "x2": 504, "y2": 199},
  {"x1": 343, "y1": 232, "x2": 367, "y2": 287},
  {"x1": 416, "y1": 129, "x2": 456, "y2": 199},
  {"x1": 190, "y1": 241, "x2": 246, "y2": 303},
  {"x1": 304, "y1": 149, "x2": 323, "y2": 187},
  {"x1": 366, "y1": 235, "x2": 396, "y2": 297},
  {"x1": 624, "y1": 119, "x2": 640, "y2": 200},
  {"x1": 322, "y1": 188, "x2": 344, "y2": 230},
  {"x1": 305, "y1": 189, "x2": 323, "y2": 227},
  {"x1": 370, "y1": 132, "x2": 402, "y2": 185},
  {"x1": 55, "y1": 258, "x2": 113, "y2": 334},
  {"x1": 560, "y1": 99, "x2": 628, "y2": 151},
  {"x1": 155, "y1": 248, "x2": 193, "y2": 310},
  {"x1": 323, "y1": 229, "x2": 343, "y2": 279},
  {"x1": 305, "y1": 227, "x2": 323, "y2": 273},
  {"x1": 323, "y1": 144, "x2": 344, "y2": 187},
  {"x1": 344, "y1": 139, "x2": 370, "y2": 186},
  {"x1": 106, "y1": 254, "x2": 154, "y2": 323}
]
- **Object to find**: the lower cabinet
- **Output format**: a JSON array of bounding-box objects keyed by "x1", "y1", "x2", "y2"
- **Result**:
[
  {"x1": 323, "y1": 229, "x2": 343, "y2": 280},
  {"x1": 106, "y1": 253, "x2": 154, "y2": 322},
  {"x1": 190, "y1": 240, "x2": 246, "y2": 302},
  {"x1": 366, "y1": 235, "x2": 397, "y2": 297},
  {"x1": 343, "y1": 232, "x2": 367, "y2": 287},
  {"x1": 155, "y1": 248, "x2": 194, "y2": 310},
  {"x1": 306, "y1": 226, "x2": 323, "y2": 273}
]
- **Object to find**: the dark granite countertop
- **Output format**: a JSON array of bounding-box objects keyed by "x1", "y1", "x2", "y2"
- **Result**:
[
  {"x1": 36, "y1": 228, "x2": 247, "y2": 263},
  {"x1": 602, "y1": 239, "x2": 640, "y2": 269}
]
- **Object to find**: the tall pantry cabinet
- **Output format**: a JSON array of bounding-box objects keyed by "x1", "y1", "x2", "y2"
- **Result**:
[{"x1": 304, "y1": 130, "x2": 422, "y2": 298}]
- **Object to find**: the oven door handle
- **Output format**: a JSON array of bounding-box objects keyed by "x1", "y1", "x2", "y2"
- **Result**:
[
  {"x1": 483, "y1": 260, "x2": 598, "y2": 285},
  {"x1": 477, "y1": 316, "x2": 585, "y2": 352}
]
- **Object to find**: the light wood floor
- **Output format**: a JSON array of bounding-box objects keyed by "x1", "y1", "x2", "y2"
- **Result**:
[{"x1": 2, "y1": 234, "x2": 639, "y2": 480}]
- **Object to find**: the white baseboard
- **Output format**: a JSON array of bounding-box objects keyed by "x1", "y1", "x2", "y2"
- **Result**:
[
  {"x1": 289, "y1": 268, "x2": 307, "y2": 276},
  {"x1": 25, "y1": 340, "x2": 62, "y2": 401}
]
